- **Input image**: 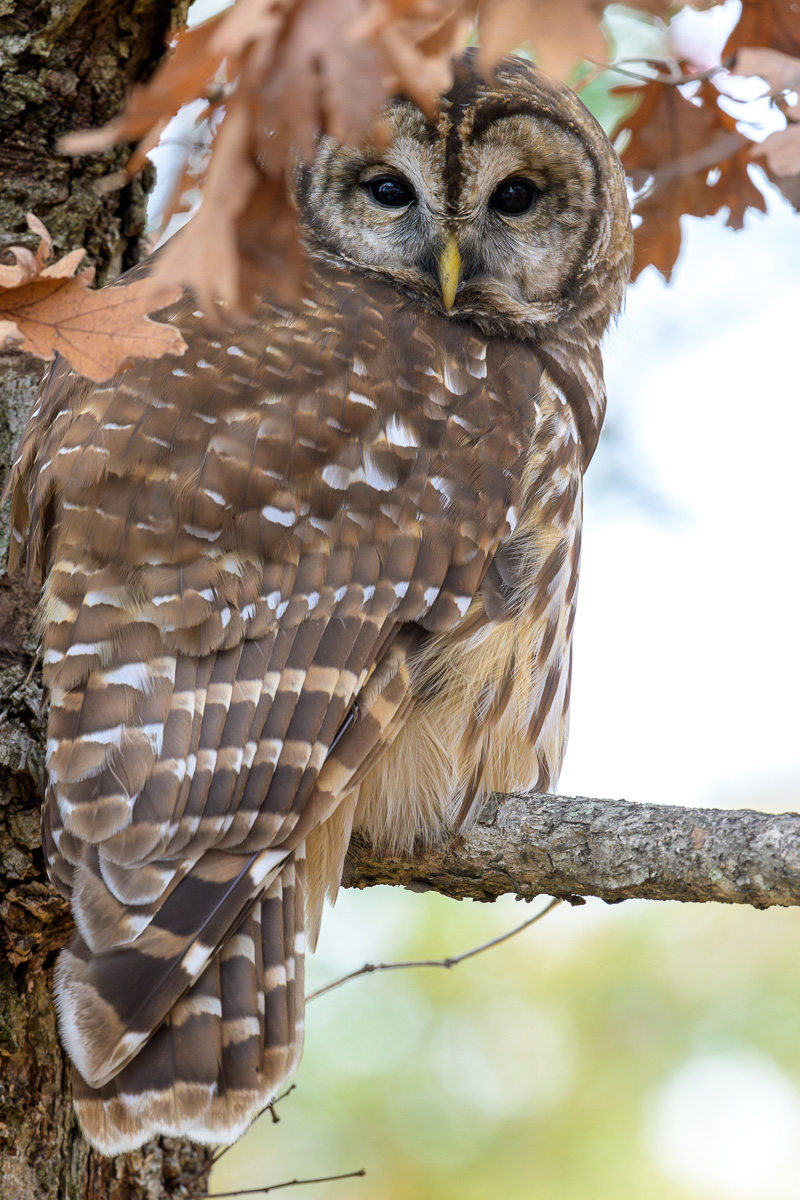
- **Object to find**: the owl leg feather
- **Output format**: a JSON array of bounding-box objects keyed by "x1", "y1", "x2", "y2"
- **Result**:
[{"x1": 68, "y1": 848, "x2": 306, "y2": 1154}]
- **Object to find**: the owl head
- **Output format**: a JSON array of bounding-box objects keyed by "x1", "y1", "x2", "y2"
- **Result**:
[{"x1": 296, "y1": 52, "x2": 633, "y2": 342}]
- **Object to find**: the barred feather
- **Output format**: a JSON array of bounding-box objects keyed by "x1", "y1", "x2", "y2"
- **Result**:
[
  {"x1": 7, "y1": 54, "x2": 631, "y2": 1153},
  {"x1": 68, "y1": 851, "x2": 305, "y2": 1151}
]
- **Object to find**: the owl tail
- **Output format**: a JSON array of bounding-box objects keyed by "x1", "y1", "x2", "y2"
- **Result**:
[{"x1": 64, "y1": 850, "x2": 306, "y2": 1155}]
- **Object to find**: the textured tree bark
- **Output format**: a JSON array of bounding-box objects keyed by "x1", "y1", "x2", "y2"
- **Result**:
[
  {"x1": 0, "y1": 2, "x2": 216, "y2": 1197},
  {"x1": 344, "y1": 792, "x2": 800, "y2": 908}
]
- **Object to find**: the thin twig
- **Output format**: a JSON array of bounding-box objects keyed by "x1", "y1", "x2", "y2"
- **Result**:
[
  {"x1": 586, "y1": 55, "x2": 727, "y2": 87},
  {"x1": 575, "y1": 62, "x2": 607, "y2": 91},
  {"x1": 211, "y1": 1085, "x2": 297, "y2": 1168},
  {"x1": 306, "y1": 896, "x2": 561, "y2": 1003},
  {"x1": 189, "y1": 1087, "x2": 298, "y2": 1192},
  {"x1": 265, "y1": 1083, "x2": 297, "y2": 1125},
  {"x1": 204, "y1": 1169, "x2": 366, "y2": 1198}
]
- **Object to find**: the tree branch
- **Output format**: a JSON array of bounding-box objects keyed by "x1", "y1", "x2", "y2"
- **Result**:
[
  {"x1": 343, "y1": 793, "x2": 800, "y2": 910},
  {"x1": 306, "y1": 899, "x2": 561, "y2": 1002}
]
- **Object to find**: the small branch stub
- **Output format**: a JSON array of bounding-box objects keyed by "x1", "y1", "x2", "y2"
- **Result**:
[{"x1": 343, "y1": 792, "x2": 800, "y2": 910}]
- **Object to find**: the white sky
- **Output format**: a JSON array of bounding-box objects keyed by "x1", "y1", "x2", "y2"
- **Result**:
[{"x1": 558, "y1": 181, "x2": 800, "y2": 813}]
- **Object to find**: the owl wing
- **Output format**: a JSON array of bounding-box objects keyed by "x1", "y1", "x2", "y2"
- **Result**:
[{"x1": 9, "y1": 264, "x2": 540, "y2": 1148}]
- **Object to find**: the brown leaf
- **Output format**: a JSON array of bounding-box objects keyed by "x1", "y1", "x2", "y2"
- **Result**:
[
  {"x1": 26, "y1": 213, "x2": 53, "y2": 266},
  {"x1": 0, "y1": 320, "x2": 24, "y2": 349},
  {"x1": 260, "y1": 0, "x2": 386, "y2": 161},
  {"x1": 149, "y1": 88, "x2": 263, "y2": 318},
  {"x1": 42, "y1": 248, "x2": 89, "y2": 279},
  {"x1": 360, "y1": 0, "x2": 469, "y2": 117},
  {"x1": 734, "y1": 45, "x2": 800, "y2": 93},
  {"x1": 758, "y1": 121, "x2": 800, "y2": 175},
  {"x1": 0, "y1": 213, "x2": 87, "y2": 287},
  {"x1": 418, "y1": 2, "x2": 475, "y2": 56},
  {"x1": 60, "y1": 15, "x2": 231, "y2": 155},
  {"x1": 0, "y1": 274, "x2": 187, "y2": 383},
  {"x1": 736, "y1": 45, "x2": 800, "y2": 177},
  {"x1": 619, "y1": 80, "x2": 767, "y2": 278},
  {"x1": 375, "y1": 21, "x2": 457, "y2": 116},
  {"x1": 0, "y1": 247, "x2": 41, "y2": 290},
  {"x1": 478, "y1": 0, "x2": 607, "y2": 81},
  {"x1": 60, "y1": 0, "x2": 291, "y2": 159},
  {"x1": 725, "y1": 0, "x2": 800, "y2": 59},
  {"x1": 759, "y1": 159, "x2": 800, "y2": 209},
  {"x1": 212, "y1": 0, "x2": 293, "y2": 59},
  {"x1": 0, "y1": 215, "x2": 181, "y2": 379},
  {"x1": 238, "y1": 175, "x2": 306, "y2": 307}
]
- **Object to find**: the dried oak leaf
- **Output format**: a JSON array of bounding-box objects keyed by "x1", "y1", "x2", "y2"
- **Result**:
[
  {"x1": 0, "y1": 214, "x2": 186, "y2": 381},
  {"x1": 619, "y1": 80, "x2": 766, "y2": 278},
  {"x1": 149, "y1": 89, "x2": 266, "y2": 315},
  {"x1": 478, "y1": 0, "x2": 608, "y2": 81},
  {"x1": 725, "y1": 0, "x2": 800, "y2": 59},
  {"x1": 61, "y1": 12, "x2": 238, "y2": 155},
  {"x1": 0, "y1": 275, "x2": 187, "y2": 383},
  {"x1": 257, "y1": 0, "x2": 394, "y2": 164},
  {"x1": 0, "y1": 213, "x2": 86, "y2": 290},
  {"x1": 0, "y1": 320, "x2": 24, "y2": 350},
  {"x1": 147, "y1": 0, "x2": 391, "y2": 313},
  {"x1": 735, "y1": 44, "x2": 800, "y2": 92},
  {"x1": 361, "y1": 0, "x2": 473, "y2": 117},
  {"x1": 759, "y1": 121, "x2": 800, "y2": 175},
  {"x1": 732, "y1": 45, "x2": 800, "y2": 177},
  {"x1": 60, "y1": 0, "x2": 290, "y2": 189}
]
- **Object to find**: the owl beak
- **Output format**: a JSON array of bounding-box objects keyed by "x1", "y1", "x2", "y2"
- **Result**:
[{"x1": 438, "y1": 234, "x2": 462, "y2": 311}]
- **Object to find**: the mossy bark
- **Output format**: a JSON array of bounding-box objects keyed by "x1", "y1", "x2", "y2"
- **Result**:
[{"x1": 0, "y1": 2, "x2": 214, "y2": 1196}]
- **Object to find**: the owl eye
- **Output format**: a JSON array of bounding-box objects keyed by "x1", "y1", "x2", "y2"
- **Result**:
[
  {"x1": 365, "y1": 176, "x2": 416, "y2": 208},
  {"x1": 489, "y1": 178, "x2": 539, "y2": 215}
]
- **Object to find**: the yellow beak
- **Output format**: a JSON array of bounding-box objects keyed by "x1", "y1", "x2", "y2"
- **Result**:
[{"x1": 437, "y1": 233, "x2": 462, "y2": 311}]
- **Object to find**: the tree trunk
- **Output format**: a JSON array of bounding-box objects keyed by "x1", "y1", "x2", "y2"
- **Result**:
[{"x1": 0, "y1": 2, "x2": 214, "y2": 1196}]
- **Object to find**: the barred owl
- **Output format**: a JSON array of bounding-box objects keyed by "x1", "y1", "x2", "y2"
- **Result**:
[{"x1": 8, "y1": 54, "x2": 632, "y2": 1153}]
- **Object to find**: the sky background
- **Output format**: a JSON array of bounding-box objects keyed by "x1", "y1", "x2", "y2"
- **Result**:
[{"x1": 559, "y1": 184, "x2": 800, "y2": 813}]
